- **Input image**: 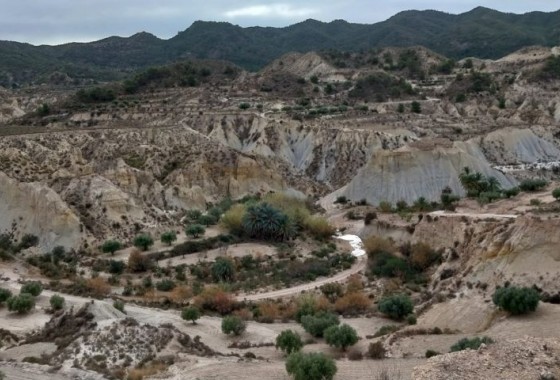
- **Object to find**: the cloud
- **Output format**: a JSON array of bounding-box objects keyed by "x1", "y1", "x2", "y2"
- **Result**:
[{"x1": 224, "y1": 3, "x2": 317, "y2": 18}]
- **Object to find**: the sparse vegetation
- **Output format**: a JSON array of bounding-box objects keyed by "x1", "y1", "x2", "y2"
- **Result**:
[
  {"x1": 324, "y1": 324, "x2": 358, "y2": 351},
  {"x1": 301, "y1": 312, "x2": 340, "y2": 338},
  {"x1": 21, "y1": 281, "x2": 42, "y2": 297},
  {"x1": 7, "y1": 293, "x2": 35, "y2": 314},
  {"x1": 133, "y1": 234, "x2": 154, "y2": 251},
  {"x1": 450, "y1": 336, "x2": 493, "y2": 352},
  {"x1": 49, "y1": 294, "x2": 65, "y2": 310}
]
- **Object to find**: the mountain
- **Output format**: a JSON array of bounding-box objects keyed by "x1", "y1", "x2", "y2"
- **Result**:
[{"x1": 1, "y1": 7, "x2": 559, "y2": 86}]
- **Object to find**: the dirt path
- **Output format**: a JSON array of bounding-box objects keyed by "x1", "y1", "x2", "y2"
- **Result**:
[
  {"x1": 237, "y1": 255, "x2": 367, "y2": 302},
  {"x1": 429, "y1": 210, "x2": 518, "y2": 219}
]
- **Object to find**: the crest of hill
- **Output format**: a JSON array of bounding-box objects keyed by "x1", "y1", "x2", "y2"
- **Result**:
[{"x1": 1, "y1": 7, "x2": 560, "y2": 86}]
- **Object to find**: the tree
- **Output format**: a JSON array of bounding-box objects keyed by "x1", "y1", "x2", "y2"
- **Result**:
[
  {"x1": 50, "y1": 294, "x2": 65, "y2": 310},
  {"x1": 160, "y1": 231, "x2": 177, "y2": 246},
  {"x1": 0, "y1": 288, "x2": 12, "y2": 303},
  {"x1": 7, "y1": 293, "x2": 35, "y2": 314},
  {"x1": 492, "y1": 286, "x2": 540, "y2": 315},
  {"x1": 185, "y1": 224, "x2": 205, "y2": 238},
  {"x1": 181, "y1": 306, "x2": 201, "y2": 324},
  {"x1": 301, "y1": 312, "x2": 340, "y2": 338},
  {"x1": 102, "y1": 240, "x2": 121, "y2": 255},
  {"x1": 378, "y1": 294, "x2": 414, "y2": 320},
  {"x1": 552, "y1": 188, "x2": 560, "y2": 201},
  {"x1": 324, "y1": 324, "x2": 358, "y2": 351},
  {"x1": 411, "y1": 101, "x2": 421, "y2": 113},
  {"x1": 286, "y1": 352, "x2": 337, "y2": 380},
  {"x1": 211, "y1": 257, "x2": 235, "y2": 282},
  {"x1": 21, "y1": 281, "x2": 42, "y2": 297},
  {"x1": 320, "y1": 283, "x2": 344, "y2": 302},
  {"x1": 133, "y1": 234, "x2": 154, "y2": 251},
  {"x1": 221, "y1": 315, "x2": 246, "y2": 336},
  {"x1": 276, "y1": 330, "x2": 304, "y2": 355}
]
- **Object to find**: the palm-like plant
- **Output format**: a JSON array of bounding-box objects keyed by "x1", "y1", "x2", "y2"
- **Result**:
[{"x1": 242, "y1": 203, "x2": 294, "y2": 241}]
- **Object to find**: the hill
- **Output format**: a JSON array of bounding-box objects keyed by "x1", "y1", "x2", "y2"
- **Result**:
[{"x1": 1, "y1": 7, "x2": 559, "y2": 86}]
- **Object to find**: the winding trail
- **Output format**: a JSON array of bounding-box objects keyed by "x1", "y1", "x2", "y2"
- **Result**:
[
  {"x1": 429, "y1": 210, "x2": 518, "y2": 219},
  {"x1": 237, "y1": 255, "x2": 367, "y2": 302}
]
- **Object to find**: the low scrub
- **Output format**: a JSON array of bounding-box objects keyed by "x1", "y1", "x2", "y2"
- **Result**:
[
  {"x1": 378, "y1": 294, "x2": 414, "y2": 320},
  {"x1": 450, "y1": 336, "x2": 493, "y2": 352}
]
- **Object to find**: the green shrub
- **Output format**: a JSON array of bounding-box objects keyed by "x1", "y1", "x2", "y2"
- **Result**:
[
  {"x1": 324, "y1": 324, "x2": 358, "y2": 351},
  {"x1": 242, "y1": 203, "x2": 294, "y2": 241},
  {"x1": 239, "y1": 103, "x2": 251, "y2": 110},
  {"x1": 108, "y1": 260, "x2": 126, "y2": 275},
  {"x1": 425, "y1": 349, "x2": 440, "y2": 358},
  {"x1": 221, "y1": 204, "x2": 246, "y2": 235},
  {"x1": 334, "y1": 196, "x2": 348, "y2": 204},
  {"x1": 300, "y1": 312, "x2": 340, "y2": 338},
  {"x1": 0, "y1": 288, "x2": 12, "y2": 303},
  {"x1": 181, "y1": 306, "x2": 201, "y2": 324},
  {"x1": 276, "y1": 330, "x2": 304, "y2": 354},
  {"x1": 411, "y1": 101, "x2": 421, "y2": 113},
  {"x1": 492, "y1": 286, "x2": 540, "y2": 315},
  {"x1": 407, "y1": 314, "x2": 417, "y2": 325},
  {"x1": 552, "y1": 188, "x2": 560, "y2": 201},
  {"x1": 102, "y1": 240, "x2": 121, "y2": 255},
  {"x1": 113, "y1": 300, "x2": 125, "y2": 313},
  {"x1": 49, "y1": 294, "x2": 65, "y2": 310},
  {"x1": 378, "y1": 294, "x2": 414, "y2": 320},
  {"x1": 7, "y1": 293, "x2": 35, "y2": 314},
  {"x1": 503, "y1": 187, "x2": 520, "y2": 198},
  {"x1": 155, "y1": 279, "x2": 176, "y2": 292},
  {"x1": 286, "y1": 352, "x2": 337, "y2": 380},
  {"x1": 373, "y1": 324, "x2": 400, "y2": 337},
  {"x1": 450, "y1": 336, "x2": 493, "y2": 352},
  {"x1": 519, "y1": 179, "x2": 548, "y2": 192},
  {"x1": 21, "y1": 281, "x2": 42, "y2": 297},
  {"x1": 133, "y1": 234, "x2": 154, "y2": 251},
  {"x1": 221, "y1": 316, "x2": 246, "y2": 336}
]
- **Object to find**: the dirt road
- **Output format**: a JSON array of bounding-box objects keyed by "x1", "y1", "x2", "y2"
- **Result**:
[{"x1": 237, "y1": 255, "x2": 367, "y2": 301}]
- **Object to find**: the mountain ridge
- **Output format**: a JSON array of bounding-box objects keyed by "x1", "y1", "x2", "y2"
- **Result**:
[{"x1": 1, "y1": 7, "x2": 559, "y2": 86}]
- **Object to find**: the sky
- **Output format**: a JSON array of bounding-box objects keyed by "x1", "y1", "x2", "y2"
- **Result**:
[{"x1": 0, "y1": 0, "x2": 558, "y2": 45}]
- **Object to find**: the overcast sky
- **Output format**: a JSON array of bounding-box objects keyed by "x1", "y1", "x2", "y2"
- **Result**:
[{"x1": 1, "y1": 0, "x2": 558, "y2": 45}]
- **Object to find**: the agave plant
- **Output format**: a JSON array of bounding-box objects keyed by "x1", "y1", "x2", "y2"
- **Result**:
[{"x1": 242, "y1": 203, "x2": 295, "y2": 241}]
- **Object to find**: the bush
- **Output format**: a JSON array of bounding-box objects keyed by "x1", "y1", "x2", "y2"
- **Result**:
[
  {"x1": 492, "y1": 286, "x2": 540, "y2": 315},
  {"x1": 373, "y1": 325, "x2": 400, "y2": 337},
  {"x1": 286, "y1": 352, "x2": 337, "y2": 380},
  {"x1": 425, "y1": 349, "x2": 440, "y2": 358},
  {"x1": 19, "y1": 234, "x2": 39, "y2": 250},
  {"x1": 221, "y1": 315, "x2": 246, "y2": 336},
  {"x1": 324, "y1": 324, "x2": 358, "y2": 351},
  {"x1": 181, "y1": 306, "x2": 201, "y2": 324},
  {"x1": 133, "y1": 234, "x2": 154, "y2": 251},
  {"x1": 301, "y1": 312, "x2": 340, "y2": 338},
  {"x1": 519, "y1": 179, "x2": 548, "y2": 192},
  {"x1": 86, "y1": 277, "x2": 111, "y2": 297},
  {"x1": 155, "y1": 279, "x2": 176, "y2": 292},
  {"x1": 364, "y1": 212, "x2": 377, "y2": 225},
  {"x1": 108, "y1": 260, "x2": 126, "y2": 275},
  {"x1": 320, "y1": 283, "x2": 344, "y2": 302},
  {"x1": 406, "y1": 314, "x2": 417, "y2": 325},
  {"x1": 185, "y1": 224, "x2": 205, "y2": 238},
  {"x1": 410, "y1": 242, "x2": 438, "y2": 270},
  {"x1": 367, "y1": 341, "x2": 386, "y2": 359},
  {"x1": 553, "y1": 188, "x2": 560, "y2": 201},
  {"x1": 450, "y1": 336, "x2": 493, "y2": 352},
  {"x1": 411, "y1": 101, "x2": 421, "y2": 113},
  {"x1": 160, "y1": 231, "x2": 177, "y2": 246},
  {"x1": 7, "y1": 293, "x2": 35, "y2": 314},
  {"x1": 128, "y1": 251, "x2": 152, "y2": 272},
  {"x1": 102, "y1": 240, "x2": 121, "y2": 255},
  {"x1": 0, "y1": 288, "x2": 13, "y2": 303},
  {"x1": 211, "y1": 257, "x2": 235, "y2": 282},
  {"x1": 49, "y1": 294, "x2": 65, "y2": 310},
  {"x1": 378, "y1": 294, "x2": 414, "y2": 320},
  {"x1": 276, "y1": 330, "x2": 304, "y2": 354},
  {"x1": 334, "y1": 291, "x2": 371, "y2": 315},
  {"x1": 221, "y1": 204, "x2": 246, "y2": 235},
  {"x1": 113, "y1": 300, "x2": 125, "y2": 313},
  {"x1": 21, "y1": 281, "x2": 42, "y2": 297},
  {"x1": 194, "y1": 287, "x2": 236, "y2": 314},
  {"x1": 334, "y1": 196, "x2": 348, "y2": 204},
  {"x1": 303, "y1": 216, "x2": 335, "y2": 240}
]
